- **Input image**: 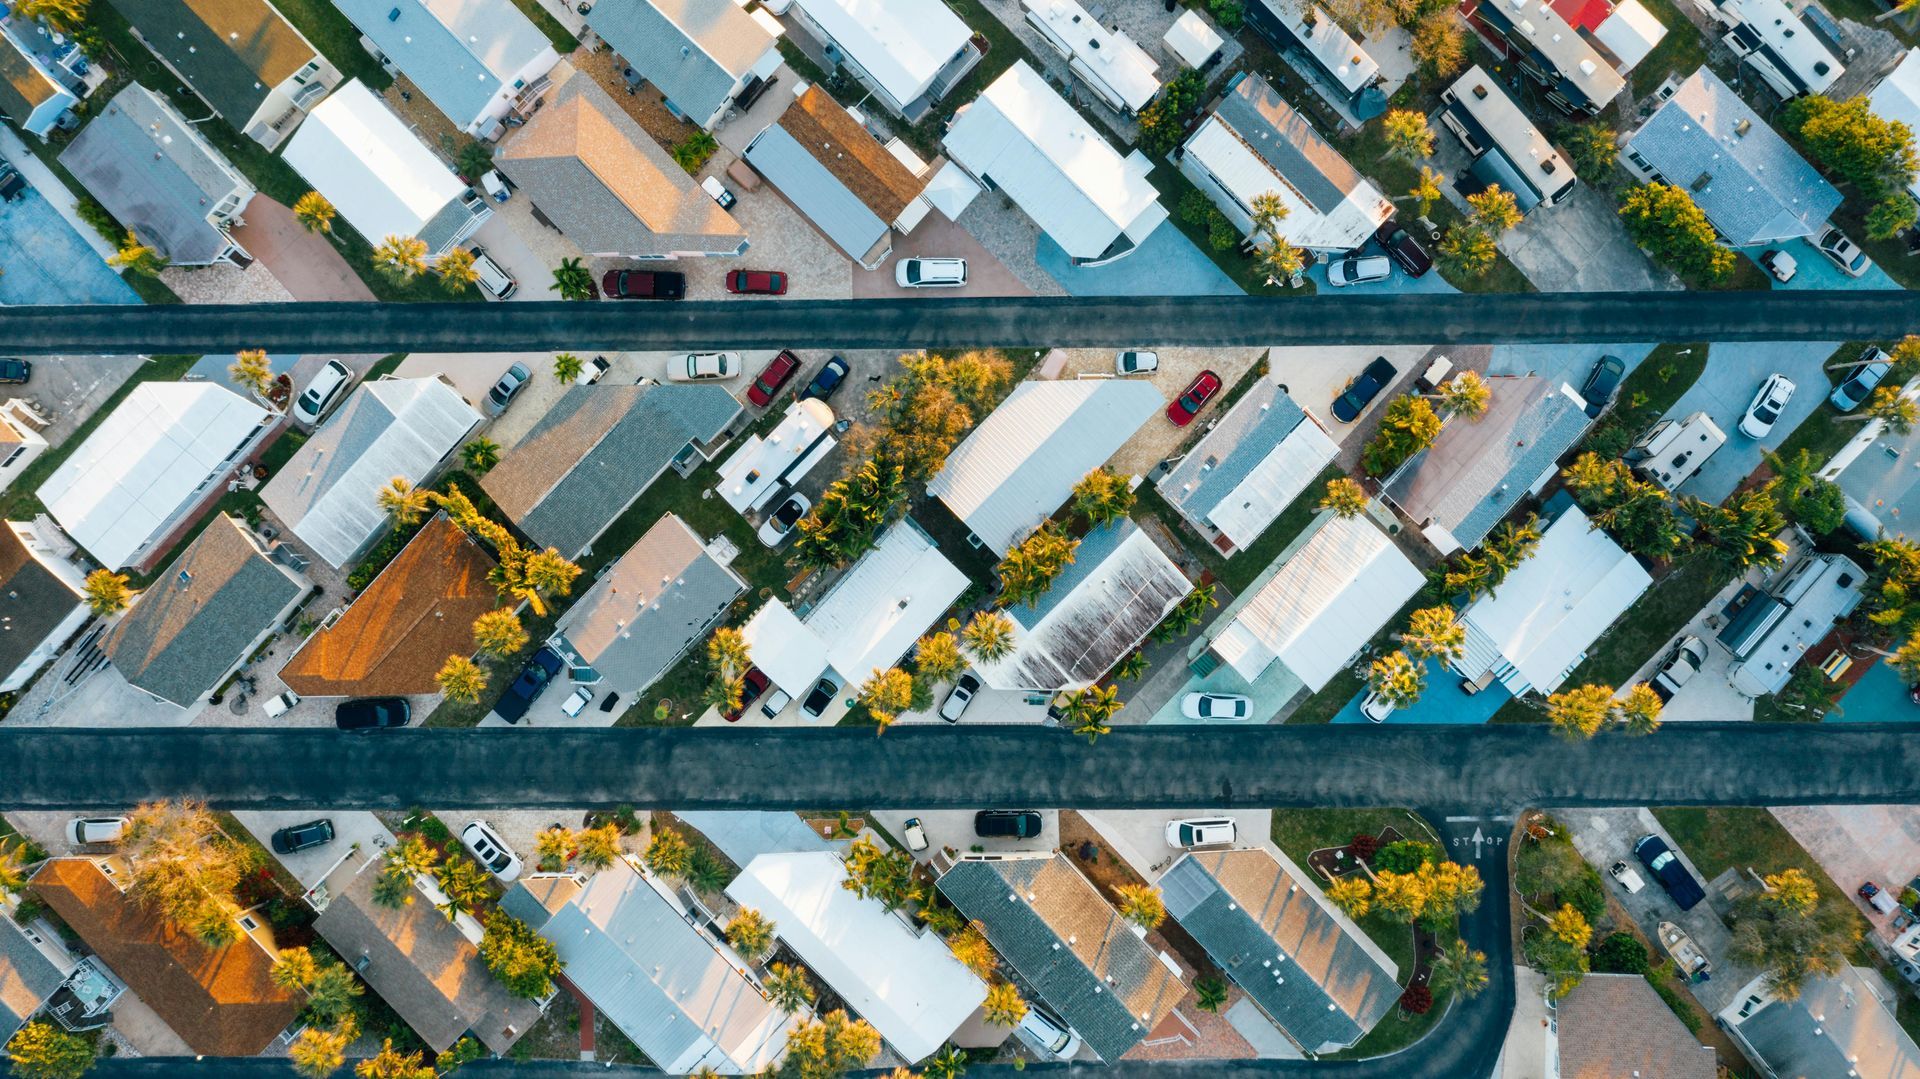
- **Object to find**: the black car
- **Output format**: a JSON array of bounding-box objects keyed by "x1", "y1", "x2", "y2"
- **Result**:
[
  {"x1": 0, "y1": 160, "x2": 24, "y2": 202},
  {"x1": 1634, "y1": 834, "x2": 1706, "y2": 911},
  {"x1": 975, "y1": 810, "x2": 1043, "y2": 839},
  {"x1": 0, "y1": 359, "x2": 31, "y2": 384},
  {"x1": 801, "y1": 675, "x2": 840, "y2": 719},
  {"x1": 496, "y1": 646, "x2": 564, "y2": 724},
  {"x1": 335, "y1": 697, "x2": 411, "y2": 729},
  {"x1": 801, "y1": 356, "x2": 851, "y2": 401},
  {"x1": 271, "y1": 818, "x2": 335, "y2": 854},
  {"x1": 1580, "y1": 355, "x2": 1626, "y2": 419},
  {"x1": 1331, "y1": 357, "x2": 1397, "y2": 423},
  {"x1": 1373, "y1": 220, "x2": 1433, "y2": 277}
]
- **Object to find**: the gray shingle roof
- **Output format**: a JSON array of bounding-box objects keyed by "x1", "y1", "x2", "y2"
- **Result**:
[
  {"x1": 552, "y1": 513, "x2": 744, "y2": 696},
  {"x1": 586, "y1": 0, "x2": 771, "y2": 124},
  {"x1": 0, "y1": 526, "x2": 85, "y2": 686},
  {"x1": 743, "y1": 123, "x2": 890, "y2": 262},
  {"x1": 936, "y1": 856, "x2": 1186, "y2": 1062},
  {"x1": 1213, "y1": 72, "x2": 1365, "y2": 215},
  {"x1": 103, "y1": 515, "x2": 305, "y2": 706},
  {"x1": 1625, "y1": 67, "x2": 1840, "y2": 246},
  {"x1": 1160, "y1": 381, "x2": 1315, "y2": 532},
  {"x1": 104, "y1": 0, "x2": 317, "y2": 125},
  {"x1": 332, "y1": 0, "x2": 551, "y2": 128},
  {"x1": 481, "y1": 384, "x2": 740, "y2": 558},
  {"x1": 1556, "y1": 974, "x2": 1715, "y2": 1079},
  {"x1": 1160, "y1": 850, "x2": 1398, "y2": 1053},
  {"x1": 1733, "y1": 967, "x2": 1920, "y2": 1079},
  {"x1": 61, "y1": 84, "x2": 247, "y2": 264},
  {"x1": 0, "y1": 916, "x2": 67, "y2": 1040}
]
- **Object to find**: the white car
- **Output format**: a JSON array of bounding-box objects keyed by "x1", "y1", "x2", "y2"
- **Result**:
[
  {"x1": 460, "y1": 821, "x2": 523, "y2": 882},
  {"x1": 1165, "y1": 817, "x2": 1237, "y2": 849},
  {"x1": 1360, "y1": 689, "x2": 1397, "y2": 723},
  {"x1": 757, "y1": 491, "x2": 810, "y2": 547},
  {"x1": 292, "y1": 359, "x2": 353, "y2": 426},
  {"x1": 1015, "y1": 1008, "x2": 1081, "y2": 1062},
  {"x1": 1815, "y1": 226, "x2": 1872, "y2": 278},
  {"x1": 902, "y1": 817, "x2": 930, "y2": 853},
  {"x1": 1738, "y1": 373, "x2": 1795, "y2": 438},
  {"x1": 1180, "y1": 692, "x2": 1252, "y2": 721},
  {"x1": 667, "y1": 352, "x2": 741, "y2": 382},
  {"x1": 66, "y1": 817, "x2": 129, "y2": 846},
  {"x1": 1115, "y1": 351, "x2": 1159, "y2": 375},
  {"x1": 895, "y1": 257, "x2": 967, "y2": 288},
  {"x1": 468, "y1": 246, "x2": 517, "y2": 300},
  {"x1": 262, "y1": 690, "x2": 301, "y2": 718},
  {"x1": 1327, "y1": 254, "x2": 1391, "y2": 287}
]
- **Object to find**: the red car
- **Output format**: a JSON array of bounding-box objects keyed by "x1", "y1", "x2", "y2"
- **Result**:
[
  {"x1": 747, "y1": 349, "x2": 802, "y2": 407},
  {"x1": 726, "y1": 270, "x2": 788, "y2": 295},
  {"x1": 725, "y1": 667, "x2": 771, "y2": 722},
  {"x1": 1168, "y1": 370, "x2": 1222, "y2": 426}
]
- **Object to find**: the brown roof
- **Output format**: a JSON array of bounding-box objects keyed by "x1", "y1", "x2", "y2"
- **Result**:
[
  {"x1": 480, "y1": 385, "x2": 640, "y2": 523},
  {"x1": 0, "y1": 37, "x2": 56, "y2": 124},
  {"x1": 1556, "y1": 973, "x2": 1716, "y2": 1079},
  {"x1": 29, "y1": 858, "x2": 300, "y2": 1056},
  {"x1": 777, "y1": 86, "x2": 925, "y2": 221},
  {"x1": 280, "y1": 515, "x2": 497, "y2": 696},
  {"x1": 1002, "y1": 856, "x2": 1186, "y2": 1029},
  {"x1": 313, "y1": 858, "x2": 540, "y2": 1054}
]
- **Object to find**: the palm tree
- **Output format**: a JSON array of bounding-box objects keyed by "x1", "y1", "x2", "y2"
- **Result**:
[
  {"x1": 1435, "y1": 370, "x2": 1491, "y2": 419},
  {"x1": 1248, "y1": 191, "x2": 1289, "y2": 242},
  {"x1": 82, "y1": 568, "x2": 132, "y2": 616},
  {"x1": 435, "y1": 654, "x2": 487, "y2": 704},
  {"x1": 1617, "y1": 682, "x2": 1663, "y2": 736},
  {"x1": 961, "y1": 610, "x2": 1016, "y2": 663},
  {"x1": 1398, "y1": 606, "x2": 1465, "y2": 663},
  {"x1": 914, "y1": 631, "x2": 967, "y2": 684},
  {"x1": 727, "y1": 907, "x2": 777, "y2": 960},
  {"x1": 461, "y1": 437, "x2": 500, "y2": 473},
  {"x1": 1062, "y1": 683, "x2": 1122, "y2": 744},
  {"x1": 1194, "y1": 974, "x2": 1230, "y2": 1013},
  {"x1": 643, "y1": 827, "x2": 693, "y2": 878},
  {"x1": 550, "y1": 257, "x2": 596, "y2": 300},
  {"x1": 272, "y1": 947, "x2": 318, "y2": 992},
  {"x1": 13, "y1": 0, "x2": 87, "y2": 30},
  {"x1": 436, "y1": 854, "x2": 491, "y2": 912},
  {"x1": 982, "y1": 982, "x2": 1026, "y2": 1027},
  {"x1": 1847, "y1": 386, "x2": 1920, "y2": 435},
  {"x1": 534, "y1": 827, "x2": 573, "y2": 872},
  {"x1": 353, "y1": 1040, "x2": 435, "y2": 1079},
  {"x1": 1466, "y1": 184, "x2": 1522, "y2": 234},
  {"x1": 574, "y1": 822, "x2": 622, "y2": 870},
  {"x1": 433, "y1": 248, "x2": 479, "y2": 292},
  {"x1": 764, "y1": 962, "x2": 815, "y2": 1014},
  {"x1": 924, "y1": 1045, "x2": 968, "y2": 1079},
  {"x1": 1256, "y1": 237, "x2": 1305, "y2": 285},
  {"x1": 470, "y1": 609, "x2": 529, "y2": 658},
  {"x1": 108, "y1": 230, "x2": 168, "y2": 276},
  {"x1": 292, "y1": 191, "x2": 335, "y2": 234},
  {"x1": 1368, "y1": 650, "x2": 1425, "y2": 708},
  {"x1": 229, "y1": 349, "x2": 274, "y2": 401},
  {"x1": 1545, "y1": 683, "x2": 1615, "y2": 740},
  {"x1": 290, "y1": 1021, "x2": 354, "y2": 1078},
  {"x1": 0, "y1": 840, "x2": 29, "y2": 897},
  {"x1": 1382, "y1": 108, "x2": 1434, "y2": 160},
  {"x1": 372, "y1": 235, "x2": 429, "y2": 280},
  {"x1": 553, "y1": 353, "x2": 584, "y2": 384},
  {"x1": 1318, "y1": 476, "x2": 1368, "y2": 518},
  {"x1": 1116, "y1": 651, "x2": 1149, "y2": 681},
  {"x1": 857, "y1": 667, "x2": 914, "y2": 729},
  {"x1": 376, "y1": 476, "x2": 432, "y2": 526},
  {"x1": 303, "y1": 963, "x2": 363, "y2": 1027},
  {"x1": 1409, "y1": 166, "x2": 1445, "y2": 217},
  {"x1": 1428, "y1": 938, "x2": 1489, "y2": 999},
  {"x1": 1114, "y1": 883, "x2": 1166, "y2": 927}
]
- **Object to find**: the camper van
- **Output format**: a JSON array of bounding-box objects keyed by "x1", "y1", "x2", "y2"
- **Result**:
[{"x1": 1626, "y1": 411, "x2": 1726, "y2": 491}]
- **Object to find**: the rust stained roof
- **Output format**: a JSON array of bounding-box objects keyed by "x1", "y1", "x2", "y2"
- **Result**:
[
  {"x1": 776, "y1": 86, "x2": 925, "y2": 222},
  {"x1": 280, "y1": 515, "x2": 498, "y2": 696}
]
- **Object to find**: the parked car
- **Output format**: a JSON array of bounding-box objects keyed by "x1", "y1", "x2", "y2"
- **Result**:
[
  {"x1": 895, "y1": 257, "x2": 967, "y2": 287},
  {"x1": 262, "y1": 690, "x2": 300, "y2": 718},
  {"x1": 760, "y1": 687, "x2": 792, "y2": 719},
  {"x1": 1633, "y1": 833, "x2": 1706, "y2": 911},
  {"x1": 1580, "y1": 355, "x2": 1626, "y2": 419},
  {"x1": 1649, "y1": 635, "x2": 1708, "y2": 703},
  {"x1": 1831, "y1": 348, "x2": 1893, "y2": 412},
  {"x1": 1608, "y1": 860, "x2": 1646, "y2": 893},
  {"x1": 801, "y1": 356, "x2": 850, "y2": 401},
  {"x1": 903, "y1": 817, "x2": 930, "y2": 853},
  {"x1": 1359, "y1": 689, "x2": 1397, "y2": 723},
  {"x1": 1759, "y1": 248, "x2": 1798, "y2": 283},
  {"x1": 0, "y1": 159, "x2": 24, "y2": 202},
  {"x1": 1860, "y1": 880, "x2": 1902, "y2": 915},
  {"x1": 801, "y1": 674, "x2": 840, "y2": 719},
  {"x1": 495, "y1": 646, "x2": 564, "y2": 724},
  {"x1": 702, "y1": 175, "x2": 737, "y2": 209},
  {"x1": 667, "y1": 352, "x2": 741, "y2": 382},
  {"x1": 560, "y1": 686, "x2": 594, "y2": 717},
  {"x1": 974, "y1": 810, "x2": 1043, "y2": 838},
  {"x1": 726, "y1": 270, "x2": 788, "y2": 295},
  {"x1": 0, "y1": 359, "x2": 29, "y2": 384},
  {"x1": 1115, "y1": 350, "x2": 1159, "y2": 375},
  {"x1": 1180, "y1": 692, "x2": 1251, "y2": 720},
  {"x1": 757, "y1": 491, "x2": 810, "y2": 547},
  {"x1": 1738, "y1": 373, "x2": 1795, "y2": 438},
  {"x1": 1374, "y1": 220, "x2": 1433, "y2": 277},
  {"x1": 1327, "y1": 254, "x2": 1392, "y2": 287},
  {"x1": 1165, "y1": 817, "x2": 1237, "y2": 848},
  {"x1": 484, "y1": 361, "x2": 531, "y2": 417},
  {"x1": 1167, "y1": 369, "x2": 1222, "y2": 426},
  {"x1": 1816, "y1": 226, "x2": 1873, "y2": 278},
  {"x1": 1331, "y1": 357, "x2": 1397, "y2": 423},
  {"x1": 725, "y1": 667, "x2": 771, "y2": 722},
  {"x1": 335, "y1": 697, "x2": 411, "y2": 729},
  {"x1": 293, "y1": 359, "x2": 353, "y2": 426},
  {"x1": 65, "y1": 817, "x2": 129, "y2": 846},
  {"x1": 746, "y1": 349, "x2": 802, "y2": 406},
  {"x1": 600, "y1": 268, "x2": 686, "y2": 299},
  {"x1": 468, "y1": 246, "x2": 517, "y2": 300},
  {"x1": 460, "y1": 821, "x2": 523, "y2": 882},
  {"x1": 271, "y1": 819, "x2": 335, "y2": 854},
  {"x1": 1016, "y1": 1007, "x2": 1081, "y2": 1062},
  {"x1": 939, "y1": 673, "x2": 980, "y2": 723}
]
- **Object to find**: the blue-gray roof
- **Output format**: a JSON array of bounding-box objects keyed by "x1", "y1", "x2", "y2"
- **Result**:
[
  {"x1": 1625, "y1": 67, "x2": 1840, "y2": 246},
  {"x1": 1160, "y1": 381, "x2": 1309, "y2": 528},
  {"x1": 333, "y1": 0, "x2": 552, "y2": 128},
  {"x1": 0, "y1": 916, "x2": 66, "y2": 1040},
  {"x1": 586, "y1": 0, "x2": 771, "y2": 124},
  {"x1": 1160, "y1": 850, "x2": 1399, "y2": 1053},
  {"x1": 1214, "y1": 72, "x2": 1365, "y2": 214},
  {"x1": 743, "y1": 123, "x2": 890, "y2": 261},
  {"x1": 1009, "y1": 519, "x2": 1136, "y2": 631},
  {"x1": 1733, "y1": 967, "x2": 1920, "y2": 1079},
  {"x1": 60, "y1": 84, "x2": 245, "y2": 264}
]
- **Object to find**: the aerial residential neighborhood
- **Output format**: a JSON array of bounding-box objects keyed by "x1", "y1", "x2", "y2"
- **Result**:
[{"x1": 6, "y1": 0, "x2": 1920, "y2": 1071}]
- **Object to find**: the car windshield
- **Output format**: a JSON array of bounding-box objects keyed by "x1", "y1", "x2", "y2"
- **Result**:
[
  {"x1": 1180, "y1": 392, "x2": 1203, "y2": 411},
  {"x1": 489, "y1": 381, "x2": 513, "y2": 404},
  {"x1": 1755, "y1": 403, "x2": 1779, "y2": 423},
  {"x1": 777, "y1": 500, "x2": 804, "y2": 525},
  {"x1": 1651, "y1": 851, "x2": 1674, "y2": 871},
  {"x1": 905, "y1": 265, "x2": 922, "y2": 284}
]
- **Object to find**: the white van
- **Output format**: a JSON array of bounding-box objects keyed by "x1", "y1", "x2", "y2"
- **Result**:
[{"x1": 469, "y1": 246, "x2": 517, "y2": 300}]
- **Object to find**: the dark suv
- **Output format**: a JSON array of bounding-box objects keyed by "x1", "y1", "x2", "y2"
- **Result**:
[
  {"x1": 1580, "y1": 355, "x2": 1626, "y2": 419},
  {"x1": 801, "y1": 675, "x2": 840, "y2": 719},
  {"x1": 1634, "y1": 834, "x2": 1706, "y2": 910},
  {"x1": 600, "y1": 268, "x2": 686, "y2": 300},
  {"x1": 496, "y1": 646, "x2": 564, "y2": 724},
  {"x1": 1373, "y1": 220, "x2": 1433, "y2": 277},
  {"x1": 975, "y1": 810, "x2": 1043, "y2": 838},
  {"x1": 271, "y1": 819, "x2": 335, "y2": 854},
  {"x1": 1331, "y1": 357, "x2": 1397, "y2": 423},
  {"x1": 335, "y1": 698, "x2": 410, "y2": 729}
]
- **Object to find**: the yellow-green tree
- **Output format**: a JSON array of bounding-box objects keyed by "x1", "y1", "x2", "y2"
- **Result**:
[
  {"x1": 1072, "y1": 467, "x2": 1135, "y2": 525},
  {"x1": 292, "y1": 191, "x2": 335, "y2": 234},
  {"x1": 1318, "y1": 476, "x2": 1368, "y2": 518},
  {"x1": 643, "y1": 827, "x2": 693, "y2": 878},
  {"x1": 373, "y1": 235, "x2": 429, "y2": 280},
  {"x1": 1618, "y1": 682, "x2": 1663, "y2": 735},
  {"x1": 961, "y1": 610, "x2": 1016, "y2": 663},
  {"x1": 1114, "y1": 884, "x2": 1166, "y2": 928},
  {"x1": 376, "y1": 477, "x2": 431, "y2": 526},
  {"x1": 1368, "y1": 649, "x2": 1425, "y2": 708},
  {"x1": 1466, "y1": 185, "x2": 1522, "y2": 234},
  {"x1": 433, "y1": 247, "x2": 479, "y2": 292},
  {"x1": 353, "y1": 1041, "x2": 436, "y2": 1079},
  {"x1": 913, "y1": 630, "x2": 966, "y2": 684},
  {"x1": 1382, "y1": 108, "x2": 1434, "y2": 159},
  {"x1": 1437, "y1": 370, "x2": 1492, "y2": 419},
  {"x1": 4, "y1": 1021, "x2": 95, "y2": 1079},
  {"x1": 574, "y1": 822, "x2": 622, "y2": 870},
  {"x1": 948, "y1": 921, "x2": 996, "y2": 978},
  {"x1": 983, "y1": 981, "x2": 1027, "y2": 1027},
  {"x1": 1548, "y1": 903, "x2": 1592, "y2": 948},
  {"x1": 229, "y1": 349, "x2": 274, "y2": 400},
  {"x1": 1399, "y1": 606, "x2": 1465, "y2": 663},
  {"x1": 108, "y1": 230, "x2": 167, "y2": 276},
  {"x1": 1619, "y1": 183, "x2": 1735, "y2": 281},
  {"x1": 857, "y1": 667, "x2": 914, "y2": 730},
  {"x1": 1546, "y1": 683, "x2": 1615, "y2": 740},
  {"x1": 765, "y1": 962, "x2": 816, "y2": 1014},
  {"x1": 82, "y1": 568, "x2": 132, "y2": 616},
  {"x1": 1326, "y1": 875, "x2": 1373, "y2": 918},
  {"x1": 435, "y1": 655, "x2": 487, "y2": 704},
  {"x1": 726, "y1": 907, "x2": 777, "y2": 960},
  {"x1": 470, "y1": 608, "x2": 528, "y2": 658},
  {"x1": 996, "y1": 523, "x2": 1079, "y2": 607}
]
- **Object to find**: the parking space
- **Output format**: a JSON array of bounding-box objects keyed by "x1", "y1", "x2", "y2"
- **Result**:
[
  {"x1": 1614, "y1": 569, "x2": 1757, "y2": 722},
  {"x1": 1304, "y1": 250, "x2": 1458, "y2": 294},
  {"x1": 863, "y1": 208, "x2": 1040, "y2": 299},
  {"x1": 8, "y1": 653, "x2": 198, "y2": 728},
  {"x1": 1496, "y1": 187, "x2": 1679, "y2": 293},
  {"x1": 1750, "y1": 236, "x2": 1905, "y2": 292},
  {"x1": 228, "y1": 195, "x2": 376, "y2": 302},
  {"x1": 394, "y1": 352, "x2": 545, "y2": 438},
  {"x1": 3, "y1": 810, "x2": 136, "y2": 857},
  {"x1": 479, "y1": 662, "x2": 625, "y2": 728},
  {"x1": 232, "y1": 810, "x2": 394, "y2": 889},
  {"x1": 1078, "y1": 809, "x2": 1271, "y2": 882},
  {"x1": 12, "y1": 355, "x2": 144, "y2": 447},
  {"x1": 1268, "y1": 344, "x2": 1437, "y2": 446},
  {"x1": 867, "y1": 808, "x2": 1058, "y2": 865},
  {"x1": 1487, "y1": 342, "x2": 1655, "y2": 392},
  {"x1": 0, "y1": 184, "x2": 139, "y2": 306},
  {"x1": 1772, "y1": 805, "x2": 1920, "y2": 943},
  {"x1": 1668, "y1": 342, "x2": 1834, "y2": 505},
  {"x1": 1035, "y1": 225, "x2": 1243, "y2": 297},
  {"x1": 433, "y1": 808, "x2": 595, "y2": 873},
  {"x1": 953, "y1": 196, "x2": 1071, "y2": 297}
]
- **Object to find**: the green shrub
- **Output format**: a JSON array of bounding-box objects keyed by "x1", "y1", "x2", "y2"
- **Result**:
[
  {"x1": 1178, "y1": 189, "x2": 1216, "y2": 227},
  {"x1": 672, "y1": 131, "x2": 719, "y2": 174},
  {"x1": 1561, "y1": 868, "x2": 1606, "y2": 924},
  {"x1": 1590, "y1": 932, "x2": 1649, "y2": 974},
  {"x1": 1207, "y1": 210, "x2": 1238, "y2": 251},
  {"x1": 1373, "y1": 839, "x2": 1438, "y2": 873},
  {"x1": 1209, "y1": 0, "x2": 1244, "y2": 29}
]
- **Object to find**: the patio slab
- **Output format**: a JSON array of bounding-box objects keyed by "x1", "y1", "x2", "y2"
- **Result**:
[{"x1": 1036, "y1": 224, "x2": 1242, "y2": 296}]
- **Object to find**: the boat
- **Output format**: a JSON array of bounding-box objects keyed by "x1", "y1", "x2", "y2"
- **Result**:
[{"x1": 1658, "y1": 920, "x2": 1712, "y2": 983}]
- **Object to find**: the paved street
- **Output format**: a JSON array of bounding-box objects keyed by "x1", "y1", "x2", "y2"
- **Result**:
[
  {"x1": 6, "y1": 724, "x2": 1920, "y2": 812},
  {"x1": 5, "y1": 291, "x2": 1920, "y2": 354}
]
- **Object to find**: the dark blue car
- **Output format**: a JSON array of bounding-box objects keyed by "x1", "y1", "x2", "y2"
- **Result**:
[
  {"x1": 496, "y1": 646, "x2": 564, "y2": 724},
  {"x1": 1635, "y1": 834, "x2": 1707, "y2": 911},
  {"x1": 801, "y1": 356, "x2": 850, "y2": 401},
  {"x1": 1331, "y1": 357, "x2": 1396, "y2": 423}
]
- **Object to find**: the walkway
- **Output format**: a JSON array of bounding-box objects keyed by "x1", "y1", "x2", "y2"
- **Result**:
[{"x1": 229, "y1": 196, "x2": 376, "y2": 302}]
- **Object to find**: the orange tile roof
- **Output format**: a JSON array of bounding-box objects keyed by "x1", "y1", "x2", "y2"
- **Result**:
[{"x1": 280, "y1": 515, "x2": 498, "y2": 696}]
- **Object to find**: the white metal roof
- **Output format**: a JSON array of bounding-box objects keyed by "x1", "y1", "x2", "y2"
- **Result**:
[
  {"x1": 1210, "y1": 514, "x2": 1423, "y2": 689},
  {"x1": 38, "y1": 382, "x2": 269, "y2": 569},
  {"x1": 725, "y1": 852, "x2": 986, "y2": 1062},
  {"x1": 1873, "y1": 50, "x2": 1920, "y2": 202},
  {"x1": 282, "y1": 81, "x2": 470, "y2": 245},
  {"x1": 1488, "y1": 0, "x2": 1625, "y2": 107},
  {"x1": 926, "y1": 378, "x2": 1161, "y2": 555},
  {"x1": 1204, "y1": 422, "x2": 1338, "y2": 550},
  {"x1": 1454, "y1": 503, "x2": 1651, "y2": 694},
  {"x1": 1182, "y1": 115, "x2": 1386, "y2": 252},
  {"x1": 260, "y1": 378, "x2": 480, "y2": 567},
  {"x1": 1163, "y1": 9, "x2": 1225, "y2": 68},
  {"x1": 1593, "y1": 0, "x2": 1666, "y2": 74},
  {"x1": 921, "y1": 160, "x2": 982, "y2": 218},
  {"x1": 716, "y1": 398, "x2": 836, "y2": 514},
  {"x1": 740, "y1": 600, "x2": 830, "y2": 696},
  {"x1": 794, "y1": 0, "x2": 971, "y2": 108},
  {"x1": 1020, "y1": 0, "x2": 1161, "y2": 113},
  {"x1": 942, "y1": 62, "x2": 1168, "y2": 261},
  {"x1": 805, "y1": 521, "x2": 967, "y2": 686}
]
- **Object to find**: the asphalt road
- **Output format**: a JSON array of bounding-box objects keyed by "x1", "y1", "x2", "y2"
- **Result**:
[
  {"x1": 7, "y1": 723, "x2": 1919, "y2": 812},
  {"x1": 3, "y1": 291, "x2": 1918, "y2": 353}
]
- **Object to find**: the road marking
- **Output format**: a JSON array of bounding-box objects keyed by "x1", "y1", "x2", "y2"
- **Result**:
[{"x1": 1453, "y1": 827, "x2": 1507, "y2": 859}]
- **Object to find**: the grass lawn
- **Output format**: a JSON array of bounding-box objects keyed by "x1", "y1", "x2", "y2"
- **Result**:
[
  {"x1": 1147, "y1": 164, "x2": 1317, "y2": 296},
  {"x1": 1629, "y1": 0, "x2": 1709, "y2": 97},
  {"x1": 1650, "y1": 807, "x2": 1871, "y2": 955},
  {"x1": 271, "y1": 0, "x2": 393, "y2": 89},
  {"x1": 1132, "y1": 465, "x2": 1341, "y2": 594},
  {"x1": 1771, "y1": 343, "x2": 1874, "y2": 468},
  {"x1": 1588, "y1": 343, "x2": 1708, "y2": 448}
]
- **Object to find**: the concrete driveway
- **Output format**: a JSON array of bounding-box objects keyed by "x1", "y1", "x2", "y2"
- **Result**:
[
  {"x1": 1669, "y1": 342, "x2": 1834, "y2": 505},
  {"x1": 229, "y1": 196, "x2": 377, "y2": 302},
  {"x1": 1486, "y1": 342, "x2": 1653, "y2": 391},
  {"x1": 1614, "y1": 566, "x2": 1761, "y2": 722},
  {"x1": 868, "y1": 808, "x2": 1058, "y2": 865},
  {"x1": 1497, "y1": 187, "x2": 1678, "y2": 293},
  {"x1": 1771, "y1": 805, "x2": 1920, "y2": 943},
  {"x1": 1078, "y1": 809, "x2": 1271, "y2": 882},
  {"x1": 233, "y1": 810, "x2": 395, "y2": 889},
  {"x1": 864, "y1": 209, "x2": 1038, "y2": 299},
  {"x1": 1269, "y1": 343, "x2": 1436, "y2": 444},
  {"x1": 15, "y1": 355, "x2": 145, "y2": 447}
]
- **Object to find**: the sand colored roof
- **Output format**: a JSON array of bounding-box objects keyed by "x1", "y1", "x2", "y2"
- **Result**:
[
  {"x1": 30, "y1": 858, "x2": 299, "y2": 1056},
  {"x1": 778, "y1": 86, "x2": 924, "y2": 220},
  {"x1": 280, "y1": 515, "x2": 497, "y2": 696},
  {"x1": 107, "y1": 0, "x2": 318, "y2": 122}
]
